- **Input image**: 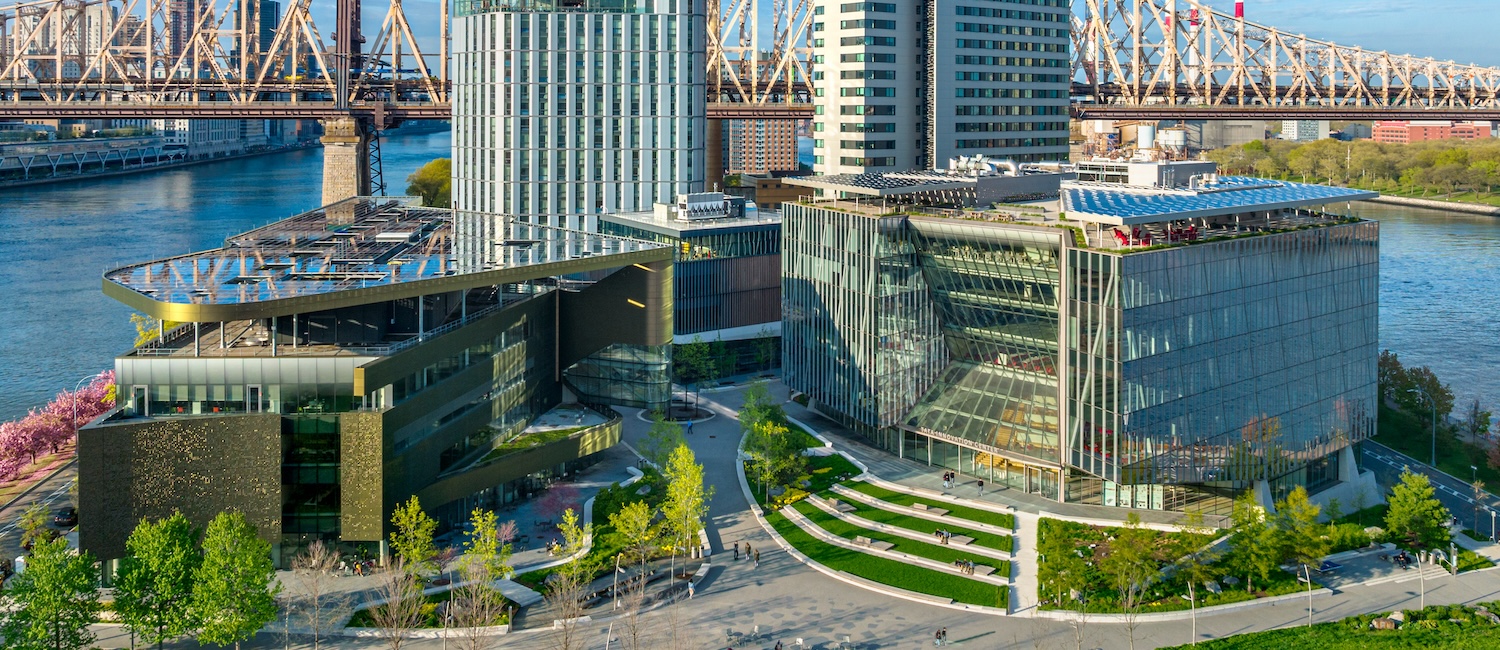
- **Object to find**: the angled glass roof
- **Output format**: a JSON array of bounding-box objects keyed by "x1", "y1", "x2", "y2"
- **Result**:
[
  {"x1": 1062, "y1": 177, "x2": 1377, "y2": 225},
  {"x1": 104, "y1": 197, "x2": 671, "y2": 321}
]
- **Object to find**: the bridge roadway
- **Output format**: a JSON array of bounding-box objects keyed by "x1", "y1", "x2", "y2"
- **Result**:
[
  {"x1": 0, "y1": 100, "x2": 815, "y2": 121},
  {"x1": 1073, "y1": 104, "x2": 1500, "y2": 121}
]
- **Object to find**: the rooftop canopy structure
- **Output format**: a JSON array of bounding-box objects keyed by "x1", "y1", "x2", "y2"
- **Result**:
[{"x1": 105, "y1": 197, "x2": 670, "y2": 322}]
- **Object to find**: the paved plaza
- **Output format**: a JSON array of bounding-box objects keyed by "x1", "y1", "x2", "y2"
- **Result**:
[{"x1": 72, "y1": 380, "x2": 1500, "y2": 648}]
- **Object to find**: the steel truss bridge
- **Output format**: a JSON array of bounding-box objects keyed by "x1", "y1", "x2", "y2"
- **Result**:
[{"x1": 1, "y1": 0, "x2": 1499, "y2": 195}]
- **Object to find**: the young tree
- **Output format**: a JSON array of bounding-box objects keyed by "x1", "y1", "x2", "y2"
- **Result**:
[
  {"x1": 642, "y1": 411, "x2": 686, "y2": 469},
  {"x1": 546, "y1": 508, "x2": 598, "y2": 650},
  {"x1": 290, "y1": 540, "x2": 352, "y2": 650},
  {"x1": 1176, "y1": 511, "x2": 1221, "y2": 646},
  {"x1": 609, "y1": 500, "x2": 658, "y2": 573},
  {"x1": 1323, "y1": 497, "x2": 1344, "y2": 525},
  {"x1": 114, "y1": 511, "x2": 203, "y2": 650},
  {"x1": 738, "y1": 382, "x2": 774, "y2": 433},
  {"x1": 1229, "y1": 493, "x2": 1278, "y2": 594},
  {"x1": 452, "y1": 509, "x2": 514, "y2": 650},
  {"x1": 18, "y1": 502, "x2": 50, "y2": 550},
  {"x1": 390, "y1": 496, "x2": 439, "y2": 575},
  {"x1": 1274, "y1": 487, "x2": 1328, "y2": 626},
  {"x1": 1461, "y1": 399, "x2": 1493, "y2": 451},
  {"x1": 370, "y1": 563, "x2": 426, "y2": 650},
  {"x1": 404, "y1": 158, "x2": 452, "y2": 208},
  {"x1": 1, "y1": 535, "x2": 100, "y2": 650},
  {"x1": 1100, "y1": 514, "x2": 1157, "y2": 650},
  {"x1": 674, "y1": 337, "x2": 711, "y2": 404},
  {"x1": 1385, "y1": 469, "x2": 1452, "y2": 549},
  {"x1": 193, "y1": 512, "x2": 281, "y2": 650},
  {"x1": 753, "y1": 330, "x2": 778, "y2": 372},
  {"x1": 661, "y1": 444, "x2": 714, "y2": 567}
]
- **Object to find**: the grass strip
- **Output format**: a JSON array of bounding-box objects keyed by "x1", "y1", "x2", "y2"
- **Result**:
[
  {"x1": 1159, "y1": 601, "x2": 1500, "y2": 649},
  {"x1": 846, "y1": 481, "x2": 1015, "y2": 529},
  {"x1": 791, "y1": 501, "x2": 1010, "y2": 575},
  {"x1": 767, "y1": 509, "x2": 1007, "y2": 609},
  {"x1": 830, "y1": 494, "x2": 1012, "y2": 553}
]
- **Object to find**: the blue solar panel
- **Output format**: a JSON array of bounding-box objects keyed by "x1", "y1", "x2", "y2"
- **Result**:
[{"x1": 1062, "y1": 178, "x2": 1373, "y2": 221}]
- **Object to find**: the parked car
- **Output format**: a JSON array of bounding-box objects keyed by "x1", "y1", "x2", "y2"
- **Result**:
[{"x1": 53, "y1": 506, "x2": 77, "y2": 527}]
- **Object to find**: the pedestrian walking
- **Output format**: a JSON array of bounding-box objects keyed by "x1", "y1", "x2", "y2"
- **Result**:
[
  {"x1": 746, "y1": 542, "x2": 752, "y2": 561},
  {"x1": 686, "y1": 420, "x2": 694, "y2": 434},
  {"x1": 754, "y1": 549, "x2": 761, "y2": 568},
  {"x1": 978, "y1": 479, "x2": 985, "y2": 496},
  {"x1": 941, "y1": 628, "x2": 948, "y2": 644},
  {"x1": 734, "y1": 541, "x2": 740, "y2": 560},
  {"x1": 688, "y1": 581, "x2": 695, "y2": 598},
  {"x1": 935, "y1": 630, "x2": 943, "y2": 646}
]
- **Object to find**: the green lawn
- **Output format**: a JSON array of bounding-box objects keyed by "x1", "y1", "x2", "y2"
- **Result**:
[
  {"x1": 1461, "y1": 528, "x2": 1494, "y2": 543},
  {"x1": 767, "y1": 509, "x2": 1008, "y2": 609},
  {"x1": 480, "y1": 426, "x2": 587, "y2": 463},
  {"x1": 790, "y1": 501, "x2": 1010, "y2": 575},
  {"x1": 836, "y1": 495, "x2": 1013, "y2": 553},
  {"x1": 1159, "y1": 602, "x2": 1500, "y2": 649},
  {"x1": 1455, "y1": 547, "x2": 1495, "y2": 573},
  {"x1": 804, "y1": 453, "x2": 862, "y2": 493},
  {"x1": 845, "y1": 481, "x2": 1015, "y2": 529}
]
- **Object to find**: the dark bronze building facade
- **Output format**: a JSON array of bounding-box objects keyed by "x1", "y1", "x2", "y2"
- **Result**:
[{"x1": 81, "y1": 198, "x2": 672, "y2": 564}]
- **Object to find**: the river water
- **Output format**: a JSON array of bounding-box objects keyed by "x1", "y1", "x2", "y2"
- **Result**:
[{"x1": 0, "y1": 137, "x2": 1495, "y2": 420}]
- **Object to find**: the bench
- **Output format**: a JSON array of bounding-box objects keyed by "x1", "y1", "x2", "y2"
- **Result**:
[
  {"x1": 911, "y1": 503, "x2": 950, "y2": 516},
  {"x1": 852, "y1": 535, "x2": 895, "y2": 551},
  {"x1": 831, "y1": 499, "x2": 855, "y2": 513},
  {"x1": 948, "y1": 535, "x2": 975, "y2": 546}
]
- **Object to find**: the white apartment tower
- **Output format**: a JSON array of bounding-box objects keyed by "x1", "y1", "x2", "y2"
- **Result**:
[
  {"x1": 451, "y1": 0, "x2": 707, "y2": 240},
  {"x1": 811, "y1": 0, "x2": 1070, "y2": 175}
]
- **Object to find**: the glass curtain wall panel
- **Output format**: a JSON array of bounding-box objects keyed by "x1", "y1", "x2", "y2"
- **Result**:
[
  {"x1": 1110, "y1": 222, "x2": 1379, "y2": 488},
  {"x1": 903, "y1": 220, "x2": 1065, "y2": 463}
]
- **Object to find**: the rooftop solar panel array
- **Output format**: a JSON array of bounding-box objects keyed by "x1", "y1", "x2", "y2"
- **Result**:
[{"x1": 1062, "y1": 177, "x2": 1376, "y2": 224}]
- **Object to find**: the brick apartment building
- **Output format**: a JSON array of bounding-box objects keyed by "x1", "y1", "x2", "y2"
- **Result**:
[{"x1": 1372, "y1": 120, "x2": 1493, "y2": 144}]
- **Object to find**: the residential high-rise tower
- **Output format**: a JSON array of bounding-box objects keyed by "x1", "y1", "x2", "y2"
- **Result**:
[
  {"x1": 811, "y1": 0, "x2": 1070, "y2": 174},
  {"x1": 451, "y1": 0, "x2": 707, "y2": 239}
]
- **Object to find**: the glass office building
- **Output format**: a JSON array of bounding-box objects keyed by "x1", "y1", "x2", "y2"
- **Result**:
[{"x1": 783, "y1": 170, "x2": 1379, "y2": 514}]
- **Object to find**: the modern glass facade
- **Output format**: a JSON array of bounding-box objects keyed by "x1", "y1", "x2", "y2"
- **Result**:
[
  {"x1": 783, "y1": 202, "x2": 1379, "y2": 510},
  {"x1": 451, "y1": 0, "x2": 706, "y2": 231}
]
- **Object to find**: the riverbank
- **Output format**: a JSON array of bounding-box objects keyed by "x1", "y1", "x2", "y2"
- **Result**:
[
  {"x1": 0, "y1": 141, "x2": 321, "y2": 190},
  {"x1": 1369, "y1": 194, "x2": 1500, "y2": 216}
]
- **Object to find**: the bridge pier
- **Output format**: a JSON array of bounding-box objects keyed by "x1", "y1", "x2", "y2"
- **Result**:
[{"x1": 320, "y1": 117, "x2": 372, "y2": 205}]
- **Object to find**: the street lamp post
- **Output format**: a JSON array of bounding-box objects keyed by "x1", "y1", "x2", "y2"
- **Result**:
[
  {"x1": 1408, "y1": 387, "x2": 1438, "y2": 467},
  {"x1": 1490, "y1": 508, "x2": 1496, "y2": 542},
  {"x1": 70, "y1": 372, "x2": 104, "y2": 440}
]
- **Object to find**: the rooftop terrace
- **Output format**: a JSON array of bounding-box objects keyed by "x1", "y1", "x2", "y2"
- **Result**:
[{"x1": 104, "y1": 197, "x2": 671, "y2": 322}]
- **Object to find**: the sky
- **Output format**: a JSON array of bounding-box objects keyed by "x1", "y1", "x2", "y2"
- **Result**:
[
  {"x1": 1188, "y1": 0, "x2": 1495, "y2": 66},
  {"x1": 307, "y1": 0, "x2": 1498, "y2": 69}
]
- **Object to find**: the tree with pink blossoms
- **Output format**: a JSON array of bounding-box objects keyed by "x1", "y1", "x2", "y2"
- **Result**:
[{"x1": 0, "y1": 371, "x2": 116, "y2": 483}]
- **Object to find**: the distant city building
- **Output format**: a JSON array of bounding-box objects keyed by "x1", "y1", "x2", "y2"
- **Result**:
[
  {"x1": 450, "y1": 0, "x2": 706, "y2": 235},
  {"x1": 1333, "y1": 123, "x2": 1372, "y2": 140},
  {"x1": 231, "y1": 0, "x2": 282, "y2": 68},
  {"x1": 725, "y1": 119, "x2": 798, "y2": 175},
  {"x1": 150, "y1": 119, "x2": 249, "y2": 157},
  {"x1": 1372, "y1": 120, "x2": 1493, "y2": 144},
  {"x1": 811, "y1": 0, "x2": 1070, "y2": 175},
  {"x1": 1180, "y1": 120, "x2": 1265, "y2": 151},
  {"x1": 1280, "y1": 120, "x2": 1330, "y2": 142},
  {"x1": 782, "y1": 158, "x2": 1381, "y2": 514}
]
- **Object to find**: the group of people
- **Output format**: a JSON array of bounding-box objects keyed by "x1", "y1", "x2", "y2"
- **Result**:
[
  {"x1": 933, "y1": 627, "x2": 950, "y2": 646},
  {"x1": 733, "y1": 540, "x2": 761, "y2": 568},
  {"x1": 942, "y1": 471, "x2": 956, "y2": 489},
  {"x1": 337, "y1": 557, "x2": 375, "y2": 577},
  {"x1": 952, "y1": 558, "x2": 978, "y2": 575},
  {"x1": 933, "y1": 529, "x2": 954, "y2": 545}
]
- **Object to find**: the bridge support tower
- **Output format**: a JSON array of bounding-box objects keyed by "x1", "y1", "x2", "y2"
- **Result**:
[{"x1": 320, "y1": 116, "x2": 373, "y2": 205}]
